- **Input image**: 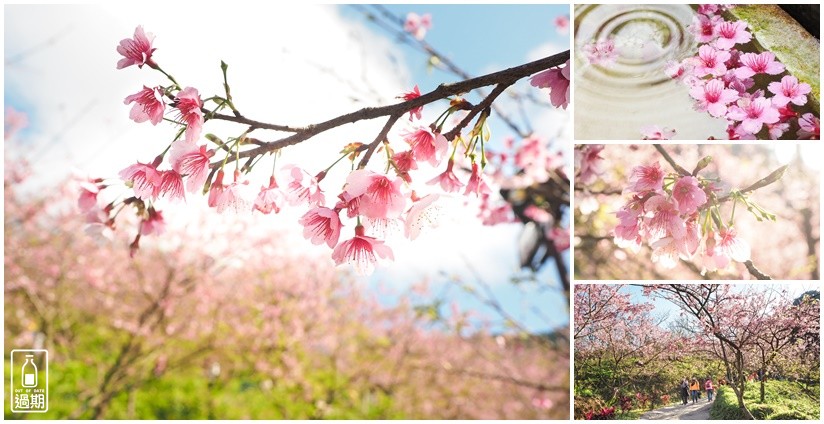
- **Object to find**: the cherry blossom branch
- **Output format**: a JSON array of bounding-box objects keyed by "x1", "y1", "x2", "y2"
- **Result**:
[
  {"x1": 652, "y1": 144, "x2": 690, "y2": 176},
  {"x1": 743, "y1": 260, "x2": 772, "y2": 280},
  {"x1": 207, "y1": 112, "x2": 302, "y2": 133},
  {"x1": 207, "y1": 50, "x2": 570, "y2": 170}
]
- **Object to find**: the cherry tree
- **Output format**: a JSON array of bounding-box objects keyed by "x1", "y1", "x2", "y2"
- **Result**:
[{"x1": 574, "y1": 143, "x2": 820, "y2": 280}]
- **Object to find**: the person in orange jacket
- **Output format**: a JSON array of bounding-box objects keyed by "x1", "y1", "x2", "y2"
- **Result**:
[{"x1": 689, "y1": 378, "x2": 700, "y2": 403}]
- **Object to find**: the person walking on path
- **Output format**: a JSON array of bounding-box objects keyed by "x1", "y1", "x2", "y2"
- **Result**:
[
  {"x1": 690, "y1": 378, "x2": 700, "y2": 403},
  {"x1": 680, "y1": 378, "x2": 690, "y2": 405},
  {"x1": 705, "y1": 378, "x2": 714, "y2": 402}
]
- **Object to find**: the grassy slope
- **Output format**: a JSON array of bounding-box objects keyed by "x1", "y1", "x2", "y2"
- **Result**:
[{"x1": 710, "y1": 380, "x2": 820, "y2": 420}]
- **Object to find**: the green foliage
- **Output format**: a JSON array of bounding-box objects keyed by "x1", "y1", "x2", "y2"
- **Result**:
[{"x1": 710, "y1": 381, "x2": 820, "y2": 420}]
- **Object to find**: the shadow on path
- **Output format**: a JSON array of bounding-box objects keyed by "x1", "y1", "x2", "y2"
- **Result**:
[{"x1": 640, "y1": 400, "x2": 714, "y2": 420}]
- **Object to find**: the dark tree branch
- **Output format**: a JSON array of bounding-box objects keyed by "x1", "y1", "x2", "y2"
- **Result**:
[
  {"x1": 207, "y1": 51, "x2": 570, "y2": 170},
  {"x1": 652, "y1": 144, "x2": 690, "y2": 176}
]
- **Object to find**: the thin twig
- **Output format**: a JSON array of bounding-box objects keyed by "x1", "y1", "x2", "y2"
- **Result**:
[{"x1": 653, "y1": 144, "x2": 690, "y2": 176}]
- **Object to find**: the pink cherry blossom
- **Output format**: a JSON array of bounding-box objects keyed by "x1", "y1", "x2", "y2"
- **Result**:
[
  {"x1": 174, "y1": 87, "x2": 204, "y2": 143},
  {"x1": 713, "y1": 20, "x2": 751, "y2": 50},
  {"x1": 392, "y1": 150, "x2": 417, "y2": 183},
  {"x1": 767, "y1": 122, "x2": 789, "y2": 140},
  {"x1": 734, "y1": 52, "x2": 785, "y2": 79},
  {"x1": 640, "y1": 125, "x2": 676, "y2": 140},
  {"x1": 697, "y1": 4, "x2": 721, "y2": 16},
  {"x1": 797, "y1": 113, "x2": 820, "y2": 139},
  {"x1": 404, "y1": 194, "x2": 442, "y2": 240},
  {"x1": 693, "y1": 45, "x2": 730, "y2": 77},
  {"x1": 642, "y1": 195, "x2": 686, "y2": 242},
  {"x1": 626, "y1": 162, "x2": 664, "y2": 194},
  {"x1": 158, "y1": 170, "x2": 185, "y2": 202},
  {"x1": 335, "y1": 191, "x2": 361, "y2": 219},
  {"x1": 124, "y1": 86, "x2": 165, "y2": 125},
  {"x1": 139, "y1": 208, "x2": 165, "y2": 236},
  {"x1": 207, "y1": 170, "x2": 225, "y2": 208},
  {"x1": 427, "y1": 159, "x2": 464, "y2": 193},
  {"x1": 650, "y1": 237, "x2": 686, "y2": 269},
  {"x1": 171, "y1": 143, "x2": 214, "y2": 193},
  {"x1": 299, "y1": 207, "x2": 342, "y2": 248},
  {"x1": 689, "y1": 78, "x2": 740, "y2": 117},
  {"x1": 215, "y1": 172, "x2": 253, "y2": 214},
  {"x1": 716, "y1": 228, "x2": 750, "y2": 263},
  {"x1": 331, "y1": 225, "x2": 394, "y2": 276},
  {"x1": 664, "y1": 60, "x2": 687, "y2": 80},
  {"x1": 254, "y1": 176, "x2": 284, "y2": 215},
  {"x1": 344, "y1": 169, "x2": 406, "y2": 219},
  {"x1": 701, "y1": 231, "x2": 730, "y2": 272},
  {"x1": 688, "y1": 14, "x2": 721, "y2": 43},
  {"x1": 119, "y1": 162, "x2": 162, "y2": 200},
  {"x1": 404, "y1": 12, "x2": 432, "y2": 40},
  {"x1": 399, "y1": 85, "x2": 423, "y2": 121},
  {"x1": 575, "y1": 144, "x2": 605, "y2": 185},
  {"x1": 464, "y1": 162, "x2": 491, "y2": 197},
  {"x1": 283, "y1": 165, "x2": 325, "y2": 207},
  {"x1": 583, "y1": 39, "x2": 618, "y2": 66},
  {"x1": 530, "y1": 60, "x2": 570, "y2": 109},
  {"x1": 726, "y1": 97, "x2": 779, "y2": 134},
  {"x1": 116, "y1": 26, "x2": 156, "y2": 69},
  {"x1": 555, "y1": 15, "x2": 570, "y2": 35},
  {"x1": 767, "y1": 75, "x2": 811, "y2": 107},
  {"x1": 671, "y1": 176, "x2": 707, "y2": 215},
  {"x1": 547, "y1": 227, "x2": 570, "y2": 252},
  {"x1": 4, "y1": 106, "x2": 29, "y2": 140},
  {"x1": 720, "y1": 70, "x2": 754, "y2": 95},
  {"x1": 78, "y1": 181, "x2": 101, "y2": 212},
  {"x1": 402, "y1": 126, "x2": 448, "y2": 167},
  {"x1": 614, "y1": 206, "x2": 643, "y2": 253}
]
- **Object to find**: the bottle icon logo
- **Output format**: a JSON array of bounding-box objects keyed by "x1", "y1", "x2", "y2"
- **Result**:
[
  {"x1": 10, "y1": 349, "x2": 49, "y2": 413},
  {"x1": 22, "y1": 354, "x2": 38, "y2": 387}
]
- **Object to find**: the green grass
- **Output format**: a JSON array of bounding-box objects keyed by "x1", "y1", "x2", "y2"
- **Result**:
[{"x1": 710, "y1": 380, "x2": 820, "y2": 420}]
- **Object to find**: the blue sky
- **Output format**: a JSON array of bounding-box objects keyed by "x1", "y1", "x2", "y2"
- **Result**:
[{"x1": 4, "y1": 4, "x2": 570, "y2": 334}]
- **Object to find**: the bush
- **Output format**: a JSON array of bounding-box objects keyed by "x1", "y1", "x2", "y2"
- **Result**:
[
  {"x1": 768, "y1": 409, "x2": 812, "y2": 420},
  {"x1": 748, "y1": 403, "x2": 775, "y2": 420},
  {"x1": 709, "y1": 386, "x2": 743, "y2": 420}
]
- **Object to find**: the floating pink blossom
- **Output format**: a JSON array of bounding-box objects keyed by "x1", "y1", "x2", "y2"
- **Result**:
[
  {"x1": 332, "y1": 225, "x2": 394, "y2": 276},
  {"x1": 171, "y1": 143, "x2": 214, "y2": 193},
  {"x1": 299, "y1": 207, "x2": 342, "y2": 248},
  {"x1": 158, "y1": 170, "x2": 185, "y2": 202},
  {"x1": 626, "y1": 162, "x2": 665, "y2": 194},
  {"x1": 427, "y1": 159, "x2": 464, "y2": 193},
  {"x1": 643, "y1": 195, "x2": 686, "y2": 242},
  {"x1": 583, "y1": 39, "x2": 618, "y2": 66},
  {"x1": 78, "y1": 181, "x2": 101, "y2": 212},
  {"x1": 688, "y1": 14, "x2": 721, "y2": 43},
  {"x1": 344, "y1": 170, "x2": 406, "y2": 219},
  {"x1": 689, "y1": 78, "x2": 740, "y2": 117},
  {"x1": 215, "y1": 173, "x2": 253, "y2": 214},
  {"x1": 530, "y1": 60, "x2": 570, "y2": 109},
  {"x1": 720, "y1": 70, "x2": 754, "y2": 95},
  {"x1": 575, "y1": 144, "x2": 605, "y2": 185},
  {"x1": 547, "y1": 227, "x2": 570, "y2": 252},
  {"x1": 734, "y1": 52, "x2": 785, "y2": 79},
  {"x1": 116, "y1": 26, "x2": 156, "y2": 69},
  {"x1": 402, "y1": 126, "x2": 448, "y2": 167},
  {"x1": 254, "y1": 176, "x2": 284, "y2": 215},
  {"x1": 797, "y1": 113, "x2": 820, "y2": 139},
  {"x1": 716, "y1": 228, "x2": 750, "y2": 263},
  {"x1": 693, "y1": 45, "x2": 730, "y2": 77},
  {"x1": 713, "y1": 20, "x2": 751, "y2": 50},
  {"x1": 555, "y1": 15, "x2": 570, "y2": 35},
  {"x1": 726, "y1": 97, "x2": 779, "y2": 134},
  {"x1": 404, "y1": 12, "x2": 432, "y2": 40},
  {"x1": 404, "y1": 194, "x2": 442, "y2": 240},
  {"x1": 640, "y1": 125, "x2": 676, "y2": 140},
  {"x1": 119, "y1": 162, "x2": 162, "y2": 200},
  {"x1": 139, "y1": 208, "x2": 165, "y2": 236},
  {"x1": 124, "y1": 86, "x2": 165, "y2": 125},
  {"x1": 671, "y1": 176, "x2": 707, "y2": 215},
  {"x1": 767, "y1": 75, "x2": 811, "y2": 107},
  {"x1": 664, "y1": 60, "x2": 687, "y2": 80},
  {"x1": 283, "y1": 165, "x2": 325, "y2": 207},
  {"x1": 399, "y1": 85, "x2": 423, "y2": 121},
  {"x1": 175, "y1": 87, "x2": 204, "y2": 143},
  {"x1": 464, "y1": 162, "x2": 491, "y2": 197}
]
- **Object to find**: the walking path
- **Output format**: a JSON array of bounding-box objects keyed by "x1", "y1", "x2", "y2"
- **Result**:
[{"x1": 639, "y1": 400, "x2": 713, "y2": 420}]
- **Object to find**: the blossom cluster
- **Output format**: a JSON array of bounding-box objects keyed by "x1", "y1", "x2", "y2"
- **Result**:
[
  {"x1": 80, "y1": 24, "x2": 567, "y2": 276},
  {"x1": 666, "y1": 5, "x2": 819, "y2": 140},
  {"x1": 613, "y1": 161, "x2": 753, "y2": 273},
  {"x1": 530, "y1": 59, "x2": 571, "y2": 110}
]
